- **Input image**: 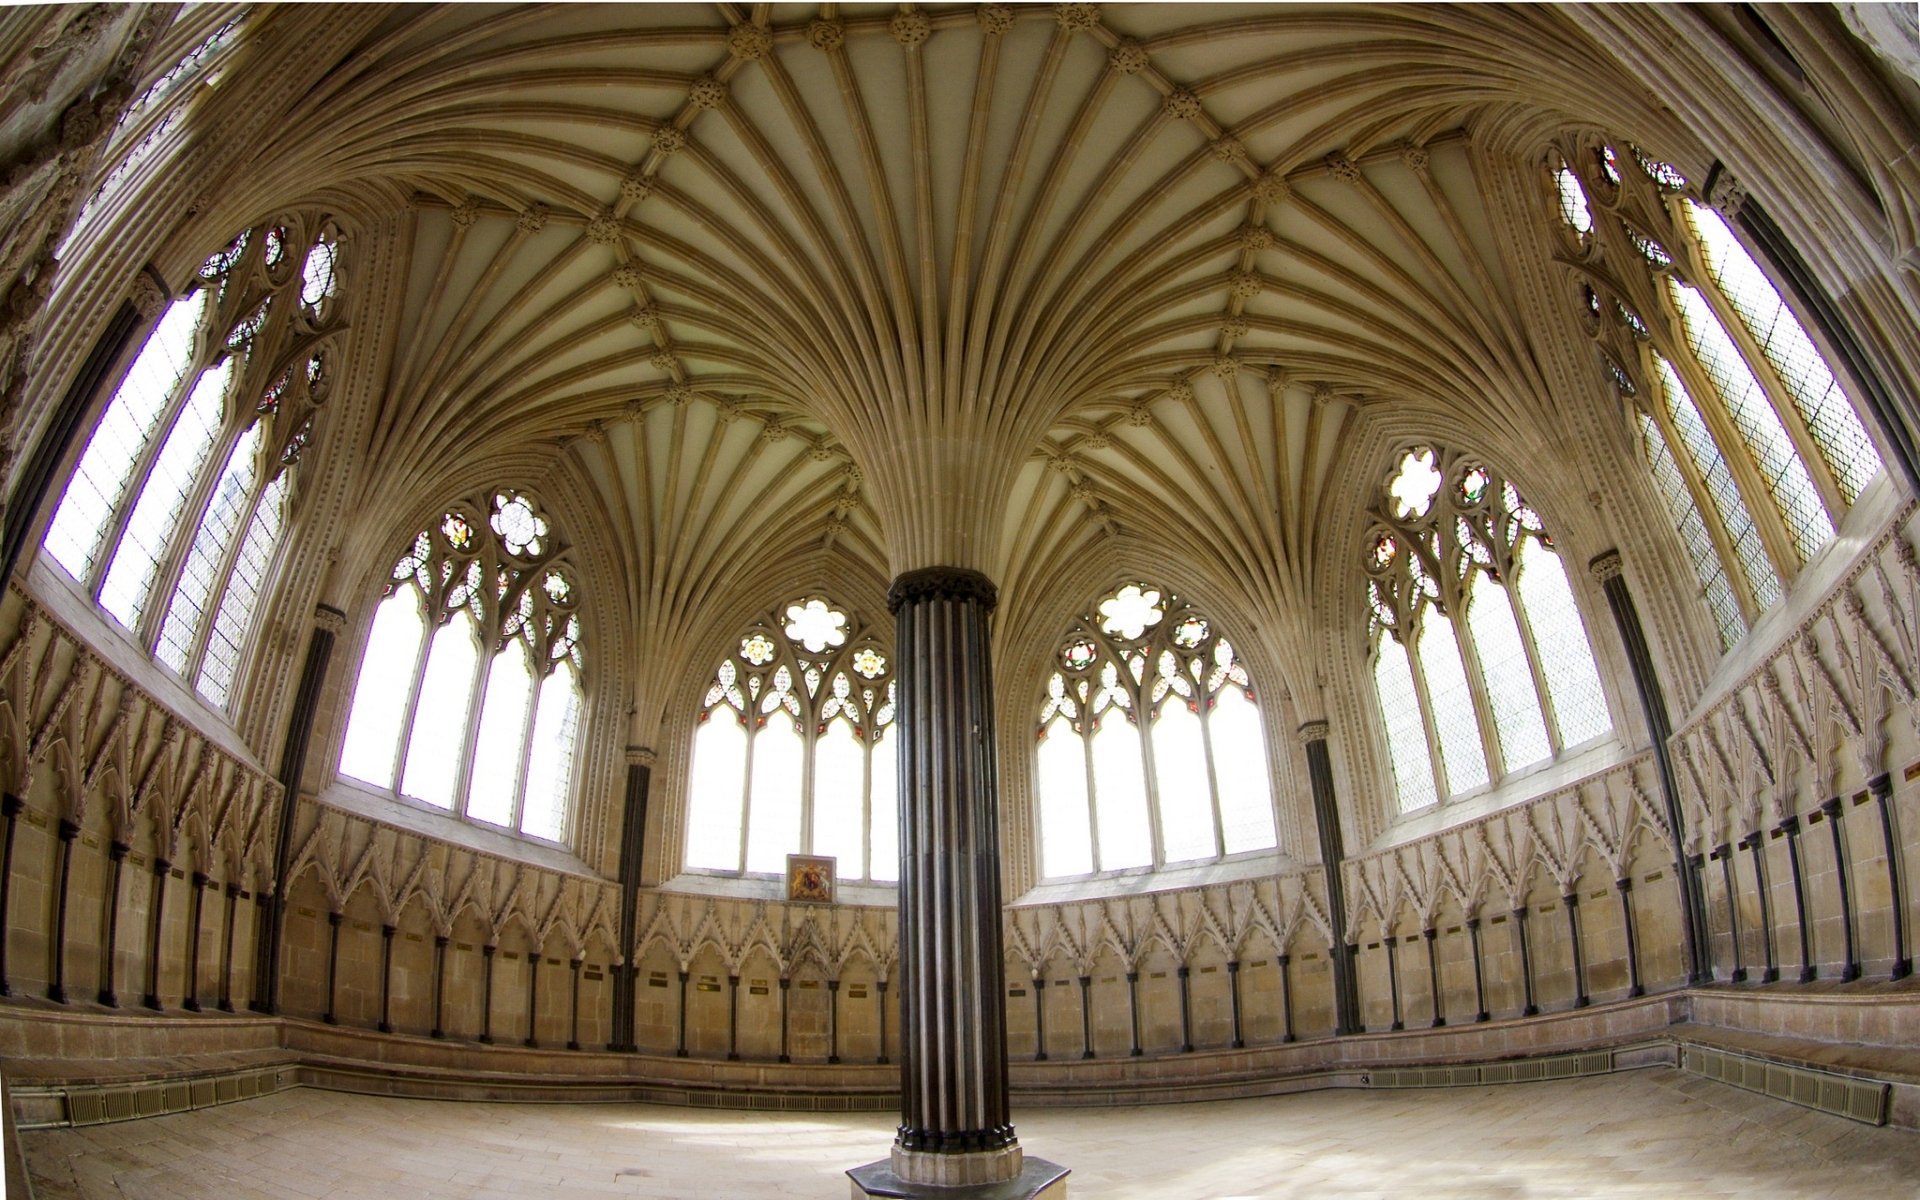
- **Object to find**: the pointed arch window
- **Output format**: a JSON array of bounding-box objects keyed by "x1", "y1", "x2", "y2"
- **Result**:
[
  {"x1": 1365, "y1": 448, "x2": 1612, "y2": 813},
  {"x1": 42, "y1": 217, "x2": 343, "y2": 711},
  {"x1": 1547, "y1": 138, "x2": 1883, "y2": 650},
  {"x1": 683, "y1": 598, "x2": 898, "y2": 883},
  {"x1": 1034, "y1": 583, "x2": 1278, "y2": 879},
  {"x1": 336, "y1": 491, "x2": 585, "y2": 844}
]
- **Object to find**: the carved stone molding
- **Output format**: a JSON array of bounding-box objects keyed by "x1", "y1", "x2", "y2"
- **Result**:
[{"x1": 1705, "y1": 168, "x2": 1747, "y2": 221}]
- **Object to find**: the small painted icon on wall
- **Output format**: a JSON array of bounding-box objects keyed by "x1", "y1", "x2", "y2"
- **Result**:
[{"x1": 787, "y1": 854, "x2": 835, "y2": 905}]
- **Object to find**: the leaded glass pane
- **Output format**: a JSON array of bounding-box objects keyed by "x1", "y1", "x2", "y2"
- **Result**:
[
  {"x1": 1416, "y1": 610, "x2": 1489, "y2": 795},
  {"x1": 1463, "y1": 572, "x2": 1551, "y2": 772},
  {"x1": 1669, "y1": 279, "x2": 1832, "y2": 559},
  {"x1": 811, "y1": 717, "x2": 865, "y2": 879},
  {"x1": 1637, "y1": 413, "x2": 1744, "y2": 650},
  {"x1": 44, "y1": 291, "x2": 207, "y2": 581},
  {"x1": 519, "y1": 661, "x2": 579, "y2": 842},
  {"x1": 685, "y1": 713, "x2": 748, "y2": 869},
  {"x1": 198, "y1": 471, "x2": 287, "y2": 708},
  {"x1": 1513, "y1": 540, "x2": 1612, "y2": 746},
  {"x1": 1553, "y1": 161, "x2": 1591, "y2": 234},
  {"x1": 399, "y1": 610, "x2": 481, "y2": 810},
  {"x1": 1653, "y1": 355, "x2": 1783, "y2": 611},
  {"x1": 1152, "y1": 701, "x2": 1214, "y2": 863},
  {"x1": 156, "y1": 424, "x2": 259, "y2": 675},
  {"x1": 338, "y1": 587, "x2": 428, "y2": 789},
  {"x1": 301, "y1": 235, "x2": 340, "y2": 314},
  {"x1": 1210, "y1": 687, "x2": 1277, "y2": 854},
  {"x1": 1373, "y1": 635, "x2": 1436, "y2": 811},
  {"x1": 466, "y1": 640, "x2": 535, "y2": 828},
  {"x1": 1685, "y1": 201, "x2": 1880, "y2": 505},
  {"x1": 744, "y1": 711, "x2": 803, "y2": 873},
  {"x1": 869, "y1": 727, "x2": 900, "y2": 883},
  {"x1": 1091, "y1": 710, "x2": 1152, "y2": 871},
  {"x1": 98, "y1": 357, "x2": 232, "y2": 630},
  {"x1": 1038, "y1": 718, "x2": 1093, "y2": 878}
]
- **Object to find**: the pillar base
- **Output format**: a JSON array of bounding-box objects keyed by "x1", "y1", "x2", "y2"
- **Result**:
[{"x1": 850, "y1": 1152, "x2": 1067, "y2": 1199}]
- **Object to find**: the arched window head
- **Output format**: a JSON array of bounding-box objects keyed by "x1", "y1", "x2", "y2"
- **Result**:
[
  {"x1": 337, "y1": 490, "x2": 585, "y2": 844},
  {"x1": 42, "y1": 215, "x2": 345, "y2": 711},
  {"x1": 1546, "y1": 133, "x2": 1883, "y2": 652},
  {"x1": 683, "y1": 596, "x2": 897, "y2": 883},
  {"x1": 1365, "y1": 446, "x2": 1612, "y2": 814},
  {"x1": 1034, "y1": 582, "x2": 1278, "y2": 880}
]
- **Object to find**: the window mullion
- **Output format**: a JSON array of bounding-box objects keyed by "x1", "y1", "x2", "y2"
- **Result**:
[
  {"x1": 1446, "y1": 593, "x2": 1508, "y2": 783},
  {"x1": 1636, "y1": 347, "x2": 1765, "y2": 623},
  {"x1": 1401, "y1": 625, "x2": 1452, "y2": 804},
  {"x1": 1133, "y1": 679, "x2": 1167, "y2": 870},
  {"x1": 1079, "y1": 715, "x2": 1101, "y2": 875},
  {"x1": 508, "y1": 664, "x2": 541, "y2": 834},
  {"x1": 217, "y1": 485, "x2": 289, "y2": 720},
  {"x1": 861, "y1": 729, "x2": 873, "y2": 883},
  {"x1": 85, "y1": 323, "x2": 210, "y2": 595},
  {"x1": 451, "y1": 631, "x2": 491, "y2": 820},
  {"x1": 798, "y1": 705, "x2": 818, "y2": 857},
  {"x1": 184, "y1": 464, "x2": 268, "y2": 682},
  {"x1": 137, "y1": 400, "x2": 250, "y2": 652},
  {"x1": 1194, "y1": 697, "x2": 1227, "y2": 860},
  {"x1": 1655, "y1": 313, "x2": 1802, "y2": 582},
  {"x1": 389, "y1": 603, "x2": 436, "y2": 792},
  {"x1": 1684, "y1": 249, "x2": 1848, "y2": 523},
  {"x1": 737, "y1": 715, "x2": 757, "y2": 875},
  {"x1": 1502, "y1": 560, "x2": 1564, "y2": 756}
]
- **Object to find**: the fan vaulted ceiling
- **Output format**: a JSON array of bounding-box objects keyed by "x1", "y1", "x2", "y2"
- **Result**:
[{"x1": 177, "y1": 3, "x2": 1681, "y2": 744}]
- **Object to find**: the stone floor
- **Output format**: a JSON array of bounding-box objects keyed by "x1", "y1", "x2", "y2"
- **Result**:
[{"x1": 21, "y1": 1068, "x2": 1920, "y2": 1198}]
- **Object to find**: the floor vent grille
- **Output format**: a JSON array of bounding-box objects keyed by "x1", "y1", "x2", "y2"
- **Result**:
[
  {"x1": 1681, "y1": 1045, "x2": 1888, "y2": 1126},
  {"x1": 34, "y1": 1067, "x2": 292, "y2": 1130},
  {"x1": 1368, "y1": 1050, "x2": 1614, "y2": 1089}
]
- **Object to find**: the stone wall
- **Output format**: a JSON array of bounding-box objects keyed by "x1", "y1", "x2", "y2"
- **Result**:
[{"x1": 0, "y1": 514, "x2": 1916, "y2": 1090}]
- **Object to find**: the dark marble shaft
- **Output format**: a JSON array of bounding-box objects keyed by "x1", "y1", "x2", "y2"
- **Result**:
[{"x1": 889, "y1": 567, "x2": 1013, "y2": 1157}]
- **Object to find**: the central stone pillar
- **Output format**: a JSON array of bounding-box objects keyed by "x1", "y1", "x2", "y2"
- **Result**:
[{"x1": 850, "y1": 567, "x2": 1066, "y2": 1199}]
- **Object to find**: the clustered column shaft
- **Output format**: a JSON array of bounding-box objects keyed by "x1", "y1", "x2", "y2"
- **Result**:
[
  {"x1": 1298, "y1": 722, "x2": 1360, "y2": 1035},
  {"x1": 888, "y1": 567, "x2": 1016, "y2": 1173},
  {"x1": 1590, "y1": 552, "x2": 1710, "y2": 983}
]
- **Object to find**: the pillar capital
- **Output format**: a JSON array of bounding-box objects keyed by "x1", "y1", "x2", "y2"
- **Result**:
[
  {"x1": 1296, "y1": 718, "x2": 1331, "y2": 745},
  {"x1": 313, "y1": 604, "x2": 348, "y2": 635},
  {"x1": 1587, "y1": 549, "x2": 1625, "y2": 584},
  {"x1": 886, "y1": 565, "x2": 998, "y2": 614}
]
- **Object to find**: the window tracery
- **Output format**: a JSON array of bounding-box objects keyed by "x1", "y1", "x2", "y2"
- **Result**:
[
  {"x1": 1546, "y1": 134, "x2": 1883, "y2": 650},
  {"x1": 1364, "y1": 447, "x2": 1612, "y2": 813},
  {"x1": 683, "y1": 598, "x2": 898, "y2": 882},
  {"x1": 1034, "y1": 583, "x2": 1278, "y2": 879},
  {"x1": 336, "y1": 491, "x2": 584, "y2": 843},
  {"x1": 42, "y1": 215, "x2": 343, "y2": 711}
]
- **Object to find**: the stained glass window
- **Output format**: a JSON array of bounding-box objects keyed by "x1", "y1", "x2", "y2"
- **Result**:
[
  {"x1": 1033, "y1": 583, "x2": 1278, "y2": 879},
  {"x1": 337, "y1": 490, "x2": 586, "y2": 844},
  {"x1": 1365, "y1": 446, "x2": 1613, "y2": 813},
  {"x1": 41, "y1": 216, "x2": 343, "y2": 711},
  {"x1": 1547, "y1": 135, "x2": 1884, "y2": 651},
  {"x1": 684, "y1": 598, "x2": 897, "y2": 882}
]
